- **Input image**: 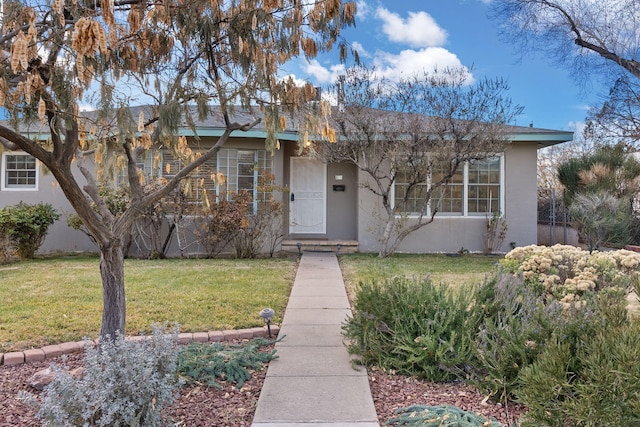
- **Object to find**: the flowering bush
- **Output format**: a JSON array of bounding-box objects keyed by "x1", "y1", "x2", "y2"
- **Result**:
[{"x1": 501, "y1": 244, "x2": 640, "y2": 304}]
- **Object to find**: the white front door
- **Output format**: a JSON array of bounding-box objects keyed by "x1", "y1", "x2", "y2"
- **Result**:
[{"x1": 289, "y1": 157, "x2": 326, "y2": 234}]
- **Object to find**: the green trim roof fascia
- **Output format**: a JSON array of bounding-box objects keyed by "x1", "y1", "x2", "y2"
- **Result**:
[
  {"x1": 509, "y1": 132, "x2": 573, "y2": 142},
  {"x1": 177, "y1": 128, "x2": 300, "y2": 141},
  {"x1": 17, "y1": 128, "x2": 571, "y2": 146}
]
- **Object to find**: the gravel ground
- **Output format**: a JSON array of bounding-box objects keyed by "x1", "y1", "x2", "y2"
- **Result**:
[{"x1": 1, "y1": 349, "x2": 524, "y2": 426}]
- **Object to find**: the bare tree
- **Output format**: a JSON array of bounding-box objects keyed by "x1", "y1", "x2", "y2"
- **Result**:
[
  {"x1": 490, "y1": 0, "x2": 640, "y2": 142},
  {"x1": 319, "y1": 67, "x2": 522, "y2": 257},
  {"x1": 490, "y1": 0, "x2": 640, "y2": 81},
  {"x1": 0, "y1": 0, "x2": 355, "y2": 339},
  {"x1": 586, "y1": 76, "x2": 640, "y2": 143}
]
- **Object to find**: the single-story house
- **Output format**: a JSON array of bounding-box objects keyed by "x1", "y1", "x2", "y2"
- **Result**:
[{"x1": 0, "y1": 107, "x2": 573, "y2": 255}]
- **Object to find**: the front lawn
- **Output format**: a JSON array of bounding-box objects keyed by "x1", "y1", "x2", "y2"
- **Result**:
[
  {"x1": 338, "y1": 252, "x2": 500, "y2": 301},
  {"x1": 0, "y1": 255, "x2": 296, "y2": 352}
]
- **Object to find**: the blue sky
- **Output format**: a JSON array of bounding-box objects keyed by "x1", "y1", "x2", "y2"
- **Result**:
[{"x1": 286, "y1": 0, "x2": 602, "y2": 133}]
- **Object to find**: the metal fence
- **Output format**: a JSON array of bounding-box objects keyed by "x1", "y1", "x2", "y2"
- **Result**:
[{"x1": 537, "y1": 188, "x2": 576, "y2": 245}]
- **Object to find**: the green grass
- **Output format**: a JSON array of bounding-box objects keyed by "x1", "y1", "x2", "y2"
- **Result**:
[
  {"x1": 0, "y1": 256, "x2": 296, "y2": 352},
  {"x1": 338, "y1": 253, "x2": 501, "y2": 301}
]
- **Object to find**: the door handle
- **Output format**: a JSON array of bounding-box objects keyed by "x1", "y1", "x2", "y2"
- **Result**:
[{"x1": 290, "y1": 193, "x2": 295, "y2": 202}]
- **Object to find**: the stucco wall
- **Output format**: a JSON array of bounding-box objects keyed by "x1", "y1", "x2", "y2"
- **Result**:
[
  {"x1": 0, "y1": 156, "x2": 98, "y2": 254},
  {"x1": 1, "y1": 136, "x2": 286, "y2": 257},
  {"x1": 357, "y1": 142, "x2": 539, "y2": 254}
]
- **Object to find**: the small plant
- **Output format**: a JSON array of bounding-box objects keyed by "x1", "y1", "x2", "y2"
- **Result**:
[
  {"x1": 387, "y1": 404, "x2": 504, "y2": 426},
  {"x1": 21, "y1": 326, "x2": 181, "y2": 427},
  {"x1": 196, "y1": 193, "x2": 248, "y2": 258},
  {"x1": 0, "y1": 202, "x2": 60, "y2": 259},
  {"x1": 233, "y1": 173, "x2": 285, "y2": 258},
  {"x1": 343, "y1": 277, "x2": 479, "y2": 381},
  {"x1": 177, "y1": 337, "x2": 279, "y2": 388},
  {"x1": 485, "y1": 211, "x2": 508, "y2": 254}
]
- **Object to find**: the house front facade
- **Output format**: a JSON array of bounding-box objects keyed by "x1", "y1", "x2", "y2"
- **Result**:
[{"x1": 0, "y1": 114, "x2": 572, "y2": 256}]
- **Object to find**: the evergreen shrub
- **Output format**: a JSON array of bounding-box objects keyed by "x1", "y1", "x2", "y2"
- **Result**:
[
  {"x1": 0, "y1": 202, "x2": 60, "y2": 259},
  {"x1": 518, "y1": 320, "x2": 640, "y2": 427},
  {"x1": 343, "y1": 277, "x2": 478, "y2": 381}
]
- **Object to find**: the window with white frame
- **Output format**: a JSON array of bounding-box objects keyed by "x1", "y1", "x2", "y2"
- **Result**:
[
  {"x1": 393, "y1": 155, "x2": 503, "y2": 216},
  {"x1": 1, "y1": 152, "x2": 38, "y2": 190},
  {"x1": 217, "y1": 148, "x2": 273, "y2": 211}
]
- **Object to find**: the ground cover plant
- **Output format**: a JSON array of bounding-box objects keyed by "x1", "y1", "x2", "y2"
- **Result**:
[
  {"x1": 0, "y1": 256, "x2": 295, "y2": 352},
  {"x1": 342, "y1": 246, "x2": 640, "y2": 425},
  {"x1": 177, "y1": 337, "x2": 279, "y2": 389}
]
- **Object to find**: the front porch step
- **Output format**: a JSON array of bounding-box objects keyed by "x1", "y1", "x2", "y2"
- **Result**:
[{"x1": 281, "y1": 239, "x2": 358, "y2": 254}]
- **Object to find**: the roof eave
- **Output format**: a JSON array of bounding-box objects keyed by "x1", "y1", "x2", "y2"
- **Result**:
[{"x1": 508, "y1": 131, "x2": 574, "y2": 149}]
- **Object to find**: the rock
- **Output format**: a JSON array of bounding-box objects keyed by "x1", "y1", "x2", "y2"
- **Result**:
[
  {"x1": 28, "y1": 367, "x2": 53, "y2": 391},
  {"x1": 28, "y1": 366, "x2": 85, "y2": 391}
]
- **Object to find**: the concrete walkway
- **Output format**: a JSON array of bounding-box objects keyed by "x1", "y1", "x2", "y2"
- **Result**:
[{"x1": 252, "y1": 252, "x2": 379, "y2": 427}]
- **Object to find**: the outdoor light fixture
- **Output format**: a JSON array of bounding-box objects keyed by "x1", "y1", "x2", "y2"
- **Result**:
[{"x1": 260, "y1": 307, "x2": 275, "y2": 338}]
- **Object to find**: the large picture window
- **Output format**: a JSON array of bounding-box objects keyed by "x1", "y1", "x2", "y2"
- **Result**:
[
  {"x1": 1, "y1": 152, "x2": 38, "y2": 190},
  {"x1": 218, "y1": 148, "x2": 273, "y2": 211},
  {"x1": 152, "y1": 148, "x2": 273, "y2": 215},
  {"x1": 393, "y1": 156, "x2": 503, "y2": 216}
]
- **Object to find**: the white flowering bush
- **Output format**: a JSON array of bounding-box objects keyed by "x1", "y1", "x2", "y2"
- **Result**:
[{"x1": 501, "y1": 244, "x2": 640, "y2": 304}]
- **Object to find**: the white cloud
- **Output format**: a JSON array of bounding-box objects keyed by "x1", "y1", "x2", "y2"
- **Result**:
[
  {"x1": 281, "y1": 74, "x2": 308, "y2": 87},
  {"x1": 356, "y1": 0, "x2": 371, "y2": 19},
  {"x1": 302, "y1": 59, "x2": 346, "y2": 84},
  {"x1": 351, "y1": 41, "x2": 371, "y2": 58},
  {"x1": 373, "y1": 48, "x2": 473, "y2": 83},
  {"x1": 375, "y1": 7, "x2": 447, "y2": 48}
]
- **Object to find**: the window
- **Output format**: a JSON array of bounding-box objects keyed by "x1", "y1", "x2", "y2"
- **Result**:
[
  {"x1": 468, "y1": 157, "x2": 501, "y2": 214},
  {"x1": 162, "y1": 149, "x2": 217, "y2": 214},
  {"x1": 134, "y1": 148, "x2": 273, "y2": 215},
  {"x1": 116, "y1": 150, "x2": 163, "y2": 186},
  {"x1": 393, "y1": 156, "x2": 503, "y2": 216},
  {"x1": 218, "y1": 148, "x2": 273, "y2": 211},
  {"x1": 1, "y1": 152, "x2": 38, "y2": 190}
]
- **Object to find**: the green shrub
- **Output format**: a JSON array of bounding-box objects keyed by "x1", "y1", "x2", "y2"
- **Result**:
[
  {"x1": 470, "y1": 273, "x2": 550, "y2": 401},
  {"x1": 21, "y1": 327, "x2": 181, "y2": 426},
  {"x1": 470, "y1": 270, "x2": 628, "y2": 402},
  {"x1": 177, "y1": 337, "x2": 279, "y2": 388},
  {"x1": 343, "y1": 277, "x2": 478, "y2": 381},
  {"x1": 569, "y1": 192, "x2": 633, "y2": 251},
  {"x1": 0, "y1": 202, "x2": 60, "y2": 259},
  {"x1": 518, "y1": 320, "x2": 640, "y2": 427}
]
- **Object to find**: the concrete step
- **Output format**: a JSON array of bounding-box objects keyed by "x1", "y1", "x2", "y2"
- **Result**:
[{"x1": 281, "y1": 239, "x2": 358, "y2": 254}]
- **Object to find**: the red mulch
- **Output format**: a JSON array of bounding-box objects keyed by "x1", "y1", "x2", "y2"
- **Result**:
[{"x1": 1, "y1": 351, "x2": 524, "y2": 426}]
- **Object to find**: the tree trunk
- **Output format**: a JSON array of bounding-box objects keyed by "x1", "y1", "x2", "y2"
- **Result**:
[{"x1": 99, "y1": 240, "x2": 126, "y2": 339}]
